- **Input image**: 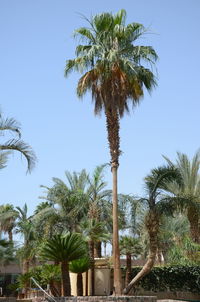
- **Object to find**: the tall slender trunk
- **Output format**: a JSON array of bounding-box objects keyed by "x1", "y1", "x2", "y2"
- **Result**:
[
  {"x1": 125, "y1": 253, "x2": 132, "y2": 287},
  {"x1": 85, "y1": 270, "x2": 88, "y2": 296},
  {"x1": 112, "y1": 165, "x2": 122, "y2": 295},
  {"x1": 105, "y1": 108, "x2": 122, "y2": 295},
  {"x1": 123, "y1": 210, "x2": 159, "y2": 294},
  {"x1": 61, "y1": 261, "x2": 71, "y2": 296},
  {"x1": 187, "y1": 206, "x2": 200, "y2": 243},
  {"x1": 89, "y1": 240, "x2": 95, "y2": 295}
]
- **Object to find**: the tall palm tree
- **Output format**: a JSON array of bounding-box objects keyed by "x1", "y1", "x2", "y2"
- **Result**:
[
  {"x1": 65, "y1": 9, "x2": 157, "y2": 294},
  {"x1": 40, "y1": 232, "x2": 87, "y2": 297},
  {"x1": 163, "y1": 150, "x2": 200, "y2": 243},
  {"x1": 0, "y1": 112, "x2": 36, "y2": 173},
  {"x1": 123, "y1": 165, "x2": 182, "y2": 294}
]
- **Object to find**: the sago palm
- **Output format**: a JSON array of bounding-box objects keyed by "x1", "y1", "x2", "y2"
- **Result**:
[
  {"x1": 69, "y1": 257, "x2": 90, "y2": 296},
  {"x1": 65, "y1": 9, "x2": 157, "y2": 294},
  {"x1": 40, "y1": 232, "x2": 87, "y2": 297}
]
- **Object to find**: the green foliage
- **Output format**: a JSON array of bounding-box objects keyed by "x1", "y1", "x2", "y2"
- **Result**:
[
  {"x1": 39, "y1": 264, "x2": 61, "y2": 284},
  {"x1": 17, "y1": 272, "x2": 32, "y2": 289},
  {"x1": 40, "y1": 232, "x2": 87, "y2": 262},
  {"x1": 131, "y1": 266, "x2": 200, "y2": 293},
  {"x1": 65, "y1": 9, "x2": 157, "y2": 117},
  {"x1": 168, "y1": 236, "x2": 200, "y2": 265},
  {"x1": 119, "y1": 236, "x2": 143, "y2": 257},
  {"x1": 69, "y1": 257, "x2": 91, "y2": 274},
  {"x1": 0, "y1": 239, "x2": 15, "y2": 265},
  {"x1": 17, "y1": 264, "x2": 61, "y2": 290},
  {"x1": 0, "y1": 111, "x2": 36, "y2": 173}
]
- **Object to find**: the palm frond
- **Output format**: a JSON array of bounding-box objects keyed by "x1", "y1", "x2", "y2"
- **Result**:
[{"x1": 0, "y1": 139, "x2": 36, "y2": 173}]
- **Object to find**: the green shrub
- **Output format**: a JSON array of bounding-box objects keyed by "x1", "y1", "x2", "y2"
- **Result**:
[{"x1": 131, "y1": 266, "x2": 200, "y2": 293}]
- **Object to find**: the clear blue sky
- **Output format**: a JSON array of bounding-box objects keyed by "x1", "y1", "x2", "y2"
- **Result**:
[{"x1": 0, "y1": 0, "x2": 200, "y2": 215}]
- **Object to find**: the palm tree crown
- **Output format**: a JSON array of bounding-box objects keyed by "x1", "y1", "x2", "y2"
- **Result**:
[{"x1": 65, "y1": 9, "x2": 157, "y2": 118}]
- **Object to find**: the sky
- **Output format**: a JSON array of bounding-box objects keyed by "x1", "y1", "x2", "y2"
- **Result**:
[{"x1": 0, "y1": 0, "x2": 200, "y2": 215}]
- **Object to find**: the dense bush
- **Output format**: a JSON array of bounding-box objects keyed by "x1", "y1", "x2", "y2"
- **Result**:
[{"x1": 131, "y1": 266, "x2": 200, "y2": 293}]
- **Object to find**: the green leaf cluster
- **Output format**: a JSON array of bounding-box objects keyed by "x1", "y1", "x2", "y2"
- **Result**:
[{"x1": 131, "y1": 266, "x2": 200, "y2": 293}]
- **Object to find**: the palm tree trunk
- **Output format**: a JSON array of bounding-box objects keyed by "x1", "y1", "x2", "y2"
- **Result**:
[
  {"x1": 22, "y1": 259, "x2": 30, "y2": 274},
  {"x1": 61, "y1": 260, "x2": 71, "y2": 296},
  {"x1": 77, "y1": 273, "x2": 83, "y2": 296},
  {"x1": 85, "y1": 270, "x2": 88, "y2": 296},
  {"x1": 89, "y1": 240, "x2": 95, "y2": 295},
  {"x1": 103, "y1": 241, "x2": 107, "y2": 257},
  {"x1": 125, "y1": 253, "x2": 132, "y2": 287},
  {"x1": 49, "y1": 280, "x2": 60, "y2": 297},
  {"x1": 123, "y1": 210, "x2": 159, "y2": 294},
  {"x1": 94, "y1": 241, "x2": 102, "y2": 258},
  {"x1": 112, "y1": 164, "x2": 122, "y2": 295},
  {"x1": 187, "y1": 207, "x2": 200, "y2": 243},
  {"x1": 8, "y1": 230, "x2": 13, "y2": 242},
  {"x1": 106, "y1": 108, "x2": 122, "y2": 295}
]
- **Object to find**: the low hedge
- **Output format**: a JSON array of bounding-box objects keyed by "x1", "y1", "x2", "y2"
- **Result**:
[{"x1": 130, "y1": 266, "x2": 200, "y2": 293}]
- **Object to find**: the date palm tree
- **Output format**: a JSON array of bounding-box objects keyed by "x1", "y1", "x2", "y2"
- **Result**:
[
  {"x1": 123, "y1": 165, "x2": 182, "y2": 294},
  {"x1": 40, "y1": 232, "x2": 87, "y2": 297},
  {"x1": 0, "y1": 112, "x2": 36, "y2": 173},
  {"x1": 65, "y1": 9, "x2": 157, "y2": 294},
  {"x1": 163, "y1": 150, "x2": 200, "y2": 243}
]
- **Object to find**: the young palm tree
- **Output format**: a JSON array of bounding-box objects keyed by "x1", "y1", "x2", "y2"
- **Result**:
[
  {"x1": 15, "y1": 204, "x2": 36, "y2": 274},
  {"x1": 163, "y1": 150, "x2": 200, "y2": 243},
  {"x1": 0, "y1": 112, "x2": 36, "y2": 173},
  {"x1": 65, "y1": 9, "x2": 157, "y2": 294},
  {"x1": 123, "y1": 165, "x2": 182, "y2": 294},
  {"x1": 40, "y1": 264, "x2": 61, "y2": 297},
  {"x1": 119, "y1": 236, "x2": 142, "y2": 286},
  {"x1": 80, "y1": 218, "x2": 109, "y2": 296},
  {"x1": 40, "y1": 232, "x2": 87, "y2": 297}
]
